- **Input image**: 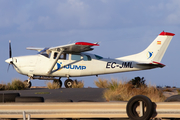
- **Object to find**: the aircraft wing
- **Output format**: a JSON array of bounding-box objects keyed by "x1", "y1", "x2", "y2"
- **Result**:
[
  {"x1": 26, "y1": 47, "x2": 44, "y2": 52},
  {"x1": 137, "y1": 61, "x2": 165, "y2": 68},
  {"x1": 26, "y1": 42, "x2": 99, "y2": 53},
  {"x1": 49, "y1": 42, "x2": 99, "y2": 53}
]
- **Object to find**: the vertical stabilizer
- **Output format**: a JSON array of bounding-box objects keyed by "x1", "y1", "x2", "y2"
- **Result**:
[{"x1": 117, "y1": 31, "x2": 175, "y2": 63}]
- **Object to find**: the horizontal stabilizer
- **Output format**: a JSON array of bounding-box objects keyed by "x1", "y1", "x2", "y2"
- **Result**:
[{"x1": 137, "y1": 61, "x2": 165, "y2": 68}]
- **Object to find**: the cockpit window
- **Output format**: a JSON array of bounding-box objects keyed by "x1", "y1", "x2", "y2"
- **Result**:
[
  {"x1": 40, "y1": 50, "x2": 51, "y2": 58},
  {"x1": 41, "y1": 53, "x2": 49, "y2": 58},
  {"x1": 95, "y1": 54, "x2": 103, "y2": 60},
  {"x1": 83, "y1": 55, "x2": 91, "y2": 61},
  {"x1": 54, "y1": 52, "x2": 69, "y2": 60}
]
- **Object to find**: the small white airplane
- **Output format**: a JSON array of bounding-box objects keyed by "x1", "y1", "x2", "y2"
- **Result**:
[{"x1": 5, "y1": 31, "x2": 175, "y2": 88}]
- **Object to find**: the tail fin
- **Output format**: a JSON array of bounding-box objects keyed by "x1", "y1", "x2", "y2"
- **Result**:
[{"x1": 117, "y1": 31, "x2": 175, "y2": 63}]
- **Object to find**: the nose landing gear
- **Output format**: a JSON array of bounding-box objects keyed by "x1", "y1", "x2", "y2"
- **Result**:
[
  {"x1": 24, "y1": 80, "x2": 32, "y2": 88},
  {"x1": 24, "y1": 77, "x2": 32, "y2": 88}
]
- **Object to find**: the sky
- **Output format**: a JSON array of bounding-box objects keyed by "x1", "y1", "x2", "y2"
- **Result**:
[{"x1": 0, "y1": 0, "x2": 180, "y2": 88}]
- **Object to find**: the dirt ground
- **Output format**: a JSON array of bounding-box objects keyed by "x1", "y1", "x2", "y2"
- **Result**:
[{"x1": 163, "y1": 89, "x2": 179, "y2": 98}]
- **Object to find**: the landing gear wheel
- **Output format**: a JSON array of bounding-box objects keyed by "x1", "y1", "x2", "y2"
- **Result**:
[
  {"x1": 64, "y1": 79, "x2": 73, "y2": 88},
  {"x1": 53, "y1": 80, "x2": 62, "y2": 88},
  {"x1": 24, "y1": 80, "x2": 32, "y2": 88}
]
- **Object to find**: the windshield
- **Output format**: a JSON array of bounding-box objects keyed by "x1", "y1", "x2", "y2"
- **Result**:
[{"x1": 95, "y1": 54, "x2": 103, "y2": 60}]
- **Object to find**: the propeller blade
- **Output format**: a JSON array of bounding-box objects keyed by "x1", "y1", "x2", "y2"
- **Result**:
[
  {"x1": 7, "y1": 40, "x2": 14, "y2": 72},
  {"x1": 9, "y1": 40, "x2": 12, "y2": 58},
  {"x1": 7, "y1": 64, "x2": 10, "y2": 72}
]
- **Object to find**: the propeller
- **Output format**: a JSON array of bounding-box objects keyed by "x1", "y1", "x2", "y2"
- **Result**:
[
  {"x1": 7, "y1": 40, "x2": 13, "y2": 72},
  {"x1": 6, "y1": 40, "x2": 21, "y2": 72}
]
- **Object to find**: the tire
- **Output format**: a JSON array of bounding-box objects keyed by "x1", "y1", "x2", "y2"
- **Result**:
[
  {"x1": 165, "y1": 95, "x2": 180, "y2": 102},
  {"x1": 53, "y1": 80, "x2": 62, "y2": 88},
  {"x1": 64, "y1": 79, "x2": 73, "y2": 88},
  {"x1": 24, "y1": 80, "x2": 32, "y2": 88},
  {"x1": 126, "y1": 95, "x2": 153, "y2": 120},
  {"x1": 15, "y1": 96, "x2": 44, "y2": 102},
  {"x1": 45, "y1": 99, "x2": 73, "y2": 102},
  {"x1": 0, "y1": 93, "x2": 20, "y2": 102}
]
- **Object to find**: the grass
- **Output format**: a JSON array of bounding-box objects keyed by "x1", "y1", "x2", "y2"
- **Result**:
[
  {"x1": 46, "y1": 82, "x2": 60, "y2": 89},
  {"x1": 177, "y1": 89, "x2": 180, "y2": 95},
  {"x1": 72, "y1": 80, "x2": 84, "y2": 88},
  {"x1": 94, "y1": 78, "x2": 109, "y2": 88},
  {"x1": 0, "y1": 79, "x2": 27, "y2": 90},
  {"x1": 94, "y1": 78, "x2": 166, "y2": 102},
  {"x1": 0, "y1": 84, "x2": 6, "y2": 90},
  {"x1": 163, "y1": 88, "x2": 173, "y2": 92}
]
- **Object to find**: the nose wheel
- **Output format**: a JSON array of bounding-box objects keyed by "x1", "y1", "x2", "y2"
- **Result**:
[
  {"x1": 24, "y1": 80, "x2": 32, "y2": 88},
  {"x1": 64, "y1": 79, "x2": 74, "y2": 88}
]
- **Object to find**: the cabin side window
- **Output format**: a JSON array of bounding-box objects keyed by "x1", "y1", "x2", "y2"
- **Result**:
[
  {"x1": 83, "y1": 55, "x2": 91, "y2": 61},
  {"x1": 71, "y1": 54, "x2": 81, "y2": 61}
]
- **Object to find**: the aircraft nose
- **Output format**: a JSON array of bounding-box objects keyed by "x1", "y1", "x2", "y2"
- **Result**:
[{"x1": 5, "y1": 58, "x2": 13, "y2": 64}]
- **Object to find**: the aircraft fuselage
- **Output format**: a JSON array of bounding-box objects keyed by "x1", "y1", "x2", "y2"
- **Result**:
[{"x1": 6, "y1": 52, "x2": 152, "y2": 78}]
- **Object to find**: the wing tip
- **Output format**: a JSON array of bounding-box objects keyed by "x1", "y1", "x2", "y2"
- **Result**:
[{"x1": 75, "y1": 42, "x2": 99, "y2": 46}]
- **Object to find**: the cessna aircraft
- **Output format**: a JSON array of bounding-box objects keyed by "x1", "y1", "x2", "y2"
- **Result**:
[{"x1": 5, "y1": 31, "x2": 175, "y2": 88}]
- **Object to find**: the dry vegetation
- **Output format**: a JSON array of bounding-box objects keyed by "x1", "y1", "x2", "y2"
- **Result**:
[
  {"x1": 177, "y1": 89, "x2": 180, "y2": 95},
  {"x1": 94, "y1": 78, "x2": 109, "y2": 88},
  {"x1": 72, "y1": 80, "x2": 84, "y2": 88},
  {"x1": 46, "y1": 82, "x2": 60, "y2": 89},
  {"x1": 94, "y1": 78, "x2": 166, "y2": 102},
  {"x1": 0, "y1": 79, "x2": 27, "y2": 90},
  {"x1": 163, "y1": 88, "x2": 174, "y2": 92}
]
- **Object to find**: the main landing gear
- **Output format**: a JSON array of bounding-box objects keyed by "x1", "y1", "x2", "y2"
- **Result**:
[
  {"x1": 24, "y1": 76, "x2": 75, "y2": 88},
  {"x1": 64, "y1": 79, "x2": 74, "y2": 88},
  {"x1": 53, "y1": 77, "x2": 62, "y2": 88},
  {"x1": 53, "y1": 78, "x2": 74, "y2": 88}
]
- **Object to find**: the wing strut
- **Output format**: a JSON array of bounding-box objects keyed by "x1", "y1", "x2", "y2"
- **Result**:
[{"x1": 47, "y1": 48, "x2": 64, "y2": 75}]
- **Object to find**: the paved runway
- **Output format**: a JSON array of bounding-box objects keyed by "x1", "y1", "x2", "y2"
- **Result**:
[{"x1": 0, "y1": 88, "x2": 107, "y2": 102}]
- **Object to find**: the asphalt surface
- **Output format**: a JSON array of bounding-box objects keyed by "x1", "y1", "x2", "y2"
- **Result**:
[{"x1": 0, "y1": 88, "x2": 107, "y2": 102}]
